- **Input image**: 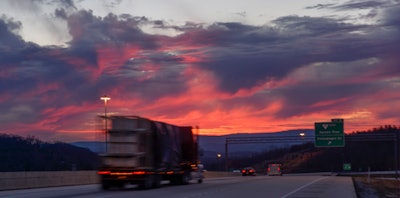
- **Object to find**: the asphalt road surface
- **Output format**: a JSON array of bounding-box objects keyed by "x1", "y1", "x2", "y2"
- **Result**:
[{"x1": 0, "y1": 175, "x2": 356, "y2": 198}]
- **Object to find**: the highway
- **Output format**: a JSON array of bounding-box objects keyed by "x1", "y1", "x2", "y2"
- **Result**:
[{"x1": 0, "y1": 175, "x2": 356, "y2": 198}]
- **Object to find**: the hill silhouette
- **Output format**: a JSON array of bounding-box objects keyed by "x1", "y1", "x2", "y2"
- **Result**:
[
  {"x1": 0, "y1": 134, "x2": 100, "y2": 171},
  {"x1": 210, "y1": 125, "x2": 400, "y2": 173},
  {"x1": 2, "y1": 125, "x2": 399, "y2": 173}
]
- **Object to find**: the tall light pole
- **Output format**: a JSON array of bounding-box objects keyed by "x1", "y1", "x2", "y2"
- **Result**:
[
  {"x1": 217, "y1": 153, "x2": 222, "y2": 171},
  {"x1": 100, "y1": 95, "x2": 110, "y2": 152}
]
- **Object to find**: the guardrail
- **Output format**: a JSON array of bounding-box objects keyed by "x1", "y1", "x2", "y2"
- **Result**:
[
  {"x1": 0, "y1": 171, "x2": 236, "y2": 191},
  {"x1": 0, "y1": 171, "x2": 99, "y2": 191}
]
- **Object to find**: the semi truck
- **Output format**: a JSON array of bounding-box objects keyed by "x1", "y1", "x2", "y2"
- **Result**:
[{"x1": 97, "y1": 115, "x2": 203, "y2": 189}]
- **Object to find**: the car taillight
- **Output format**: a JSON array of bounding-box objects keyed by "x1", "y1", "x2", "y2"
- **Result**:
[
  {"x1": 241, "y1": 170, "x2": 245, "y2": 173},
  {"x1": 267, "y1": 168, "x2": 270, "y2": 172},
  {"x1": 249, "y1": 170, "x2": 254, "y2": 172}
]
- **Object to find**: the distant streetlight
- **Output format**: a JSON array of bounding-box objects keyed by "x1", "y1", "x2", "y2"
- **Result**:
[
  {"x1": 100, "y1": 95, "x2": 110, "y2": 152},
  {"x1": 299, "y1": 132, "x2": 306, "y2": 137},
  {"x1": 217, "y1": 153, "x2": 222, "y2": 158}
]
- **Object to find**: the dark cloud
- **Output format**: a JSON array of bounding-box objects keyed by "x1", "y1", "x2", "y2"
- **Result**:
[
  {"x1": 192, "y1": 15, "x2": 389, "y2": 93},
  {"x1": 118, "y1": 60, "x2": 189, "y2": 101},
  {"x1": 382, "y1": 4, "x2": 400, "y2": 27},
  {"x1": 0, "y1": 17, "x2": 25, "y2": 49},
  {"x1": 305, "y1": 3, "x2": 336, "y2": 10},
  {"x1": 306, "y1": 0, "x2": 393, "y2": 11},
  {"x1": 55, "y1": 8, "x2": 68, "y2": 19},
  {"x1": 275, "y1": 82, "x2": 380, "y2": 118},
  {"x1": 306, "y1": 1, "x2": 397, "y2": 22},
  {"x1": 61, "y1": 10, "x2": 160, "y2": 67},
  {"x1": 1, "y1": 1, "x2": 400, "y2": 140},
  {"x1": 331, "y1": 1, "x2": 390, "y2": 10},
  {"x1": 58, "y1": 0, "x2": 77, "y2": 10},
  {"x1": 66, "y1": 11, "x2": 156, "y2": 47},
  {"x1": 57, "y1": 9, "x2": 193, "y2": 101},
  {"x1": 378, "y1": 5, "x2": 400, "y2": 76}
]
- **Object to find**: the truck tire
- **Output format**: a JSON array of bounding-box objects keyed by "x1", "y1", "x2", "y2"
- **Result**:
[
  {"x1": 180, "y1": 171, "x2": 191, "y2": 185},
  {"x1": 152, "y1": 175, "x2": 162, "y2": 188},
  {"x1": 116, "y1": 181, "x2": 124, "y2": 189},
  {"x1": 101, "y1": 182, "x2": 111, "y2": 190},
  {"x1": 169, "y1": 175, "x2": 178, "y2": 185},
  {"x1": 138, "y1": 175, "x2": 153, "y2": 189}
]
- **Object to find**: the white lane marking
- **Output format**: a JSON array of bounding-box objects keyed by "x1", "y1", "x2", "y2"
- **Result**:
[{"x1": 281, "y1": 177, "x2": 328, "y2": 198}]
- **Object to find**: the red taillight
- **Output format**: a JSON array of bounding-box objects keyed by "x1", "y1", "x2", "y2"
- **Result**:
[
  {"x1": 267, "y1": 168, "x2": 270, "y2": 172},
  {"x1": 241, "y1": 170, "x2": 245, "y2": 173},
  {"x1": 249, "y1": 169, "x2": 254, "y2": 173},
  {"x1": 98, "y1": 171, "x2": 147, "y2": 175},
  {"x1": 132, "y1": 171, "x2": 146, "y2": 175},
  {"x1": 97, "y1": 171, "x2": 111, "y2": 175},
  {"x1": 277, "y1": 167, "x2": 281, "y2": 171}
]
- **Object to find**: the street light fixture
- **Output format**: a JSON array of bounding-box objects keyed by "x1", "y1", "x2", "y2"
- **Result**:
[{"x1": 100, "y1": 95, "x2": 110, "y2": 152}]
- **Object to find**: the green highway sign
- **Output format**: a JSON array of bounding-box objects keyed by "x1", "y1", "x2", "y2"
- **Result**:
[
  {"x1": 314, "y1": 122, "x2": 344, "y2": 147},
  {"x1": 343, "y1": 163, "x2": 351, "y2": 171}
]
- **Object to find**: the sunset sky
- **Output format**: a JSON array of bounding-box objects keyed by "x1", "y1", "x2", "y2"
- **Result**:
[{"x1": 1, "y1": 0, "x2": 399, "y2": 142}]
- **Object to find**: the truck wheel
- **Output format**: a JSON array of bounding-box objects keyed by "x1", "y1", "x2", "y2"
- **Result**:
[
  {"x1": 116, "y1": 182, "x2": 124, "y2": 189},
  {"x1": 138, "y1": 175, "x2": 153, "y2": 189},
  {"x1": 170, "y1": 176, "x2": 179, "y2": 185},
  {"x1": 152, "y1": 175, "x2": 162, "y2": 188},
  {"x1": 181, "y1": 171, "x2": 190, "y2": 185},
  {"x1": 101, "y1": 182, "x2": 111, "y2": 190}
]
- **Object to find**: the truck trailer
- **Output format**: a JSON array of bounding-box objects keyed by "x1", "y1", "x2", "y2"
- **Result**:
[{"x1": 97, "y1": 116, "x2": 203, "y2": 189}]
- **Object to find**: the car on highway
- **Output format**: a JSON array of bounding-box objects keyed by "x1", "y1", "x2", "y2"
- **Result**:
[
  {"x1": 267, "y1": 163, "x2": 282, "y2": 176},
  {"x1": 241, "y1": 167, "x2": 256, "y2": 176}
]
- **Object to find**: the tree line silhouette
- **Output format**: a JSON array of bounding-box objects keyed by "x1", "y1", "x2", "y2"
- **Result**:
[
  {"x1": 0, "y1": 134, "x2": 100, "y2": 171},
  {"x1": 1, "y1": 125, "x2": 399, "y2": 172},
  {"x1": 227, "y1": 125, "x2": 400, "y2": 173}
]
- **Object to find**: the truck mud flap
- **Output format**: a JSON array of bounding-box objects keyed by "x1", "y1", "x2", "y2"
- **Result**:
[
  {"x1": 138, "y1": 175, "x2": 154, "y2": 189},
  {"x1": 170, "y1": 171, "x2": 191, "y2": 185},
  {"x1": 181, "y1": 171, "x2": 191, "y2": 184},
  {"x1": 152, "y1": 175, "x2": 162, "y2": 188},
  {"x1": 101, "y1": 181, "x2": 124, "y2": 190},
  {"x1": 139, "y1": 174, "x2": 162, "y2": 189}
]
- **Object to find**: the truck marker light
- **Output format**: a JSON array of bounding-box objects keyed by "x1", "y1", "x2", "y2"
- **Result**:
[
  {"x1": 131, "y1": 171, "x2": 146, "y2": 175},
  {"x1": 97, "y1": 171, "x2": 111, "y2": 175},
  {"x1": 111, "y1": 172, "x2": 133, "y2": 175}
]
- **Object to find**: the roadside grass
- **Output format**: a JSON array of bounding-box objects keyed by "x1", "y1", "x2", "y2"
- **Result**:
[{"x1": 353, "y1": 176, "x2": 400, "y2": 198}]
